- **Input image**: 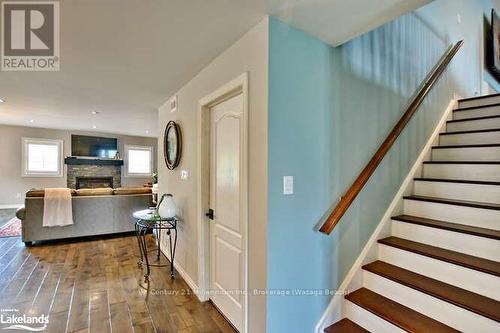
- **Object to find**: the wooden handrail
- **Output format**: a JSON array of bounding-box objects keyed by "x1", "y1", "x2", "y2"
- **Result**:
[{"x1": 319, "y1": 40, "x2": 464, "y2": 235}]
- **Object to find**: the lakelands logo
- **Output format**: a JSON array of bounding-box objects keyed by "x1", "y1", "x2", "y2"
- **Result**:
[
  {"x1": 1, "y1": 1, "x2": 60, "y2": 71},
  {"x1": 0, "y1": 309, "x2": 49, "y2": 331}
]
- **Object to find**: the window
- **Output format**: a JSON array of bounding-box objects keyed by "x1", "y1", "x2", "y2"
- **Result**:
[
  {"x1": 125, "y1": 145, "x2": 153, "y2": 177},
  {"x1": 22, "y1": 138, "x2": 63, "y2": 177}
]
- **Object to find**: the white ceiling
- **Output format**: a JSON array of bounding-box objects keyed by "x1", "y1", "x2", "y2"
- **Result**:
[{"x1": 0, "y1": 0, "x2": 430, "y2": 137}]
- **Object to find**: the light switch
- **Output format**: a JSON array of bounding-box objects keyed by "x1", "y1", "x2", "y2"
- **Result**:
[
  {"x1": 180, "y1": 170, "x2": 189, "y2": 180},
  {"x1": 283, "y1": 176, "x2": 293, "y2": 195}
]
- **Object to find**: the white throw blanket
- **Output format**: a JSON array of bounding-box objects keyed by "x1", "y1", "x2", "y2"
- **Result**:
[{"x1": 43, "y1": 188, "x2": 74, "y2": 227}]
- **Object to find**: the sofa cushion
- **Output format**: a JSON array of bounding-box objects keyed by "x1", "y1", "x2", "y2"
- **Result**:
[
  {"x1": 75, "y1": 188, "x2": 114, "y2": 196},
  {"x1": 16, "y1": 207, "x2": 26, "y2": 220},
  {"x1": 26, "y1": 189, "x2": 76, "y2": 197},
  {"x1": 114, "y1": 187, "x2": 152, "y2": 195}
]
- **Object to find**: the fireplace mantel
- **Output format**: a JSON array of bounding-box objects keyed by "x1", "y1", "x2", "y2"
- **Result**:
[{"x1": 64, "y1": 157, "x2": 124, "y2": 166}]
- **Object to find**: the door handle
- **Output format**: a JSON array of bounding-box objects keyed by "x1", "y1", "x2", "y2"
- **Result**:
[{"x1": 206, "y1": 209, "x2": 214, "y2": 220}]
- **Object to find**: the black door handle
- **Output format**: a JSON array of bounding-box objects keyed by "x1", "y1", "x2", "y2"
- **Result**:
[{"x1": 206, "y1": 209, "x2": 214, "y2": 220}]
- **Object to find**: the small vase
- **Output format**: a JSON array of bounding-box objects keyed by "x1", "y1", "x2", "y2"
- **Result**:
[{"x1": 157, "y1": 194, "x2": 177, "y2": 219}]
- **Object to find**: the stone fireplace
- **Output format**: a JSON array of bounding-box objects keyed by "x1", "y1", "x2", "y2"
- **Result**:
[{"x1": 67, "y1": 164, "x2": 121, "y2": 189}]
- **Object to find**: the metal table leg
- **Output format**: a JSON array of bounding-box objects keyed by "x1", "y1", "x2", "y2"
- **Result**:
[
  {"x1": 139, "y1": 226, "x2": 150, "y2": 282},
  {"x1": 135, "y1": 223, "x2": 143, "y2": 267},
  {"x1": 156, "y1": 228, "x2": 161, "y2": 261},
  {"x1": 168, "y1": 227, "x2": 178, "y2": 278}
]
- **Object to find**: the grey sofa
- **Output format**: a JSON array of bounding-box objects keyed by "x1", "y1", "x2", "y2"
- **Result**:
[{"x1": 16, "y1": 188, "x2": 152, "y2": 245}]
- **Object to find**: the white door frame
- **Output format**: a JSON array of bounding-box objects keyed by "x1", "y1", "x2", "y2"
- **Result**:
[{"x1": 197, "y1": 72, "x2": 249, "y2": 332}]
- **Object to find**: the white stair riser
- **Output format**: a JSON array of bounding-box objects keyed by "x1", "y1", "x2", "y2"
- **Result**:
[
  {"x1": 440, "y1": 131, "x2": 500, "y2": 145},
  {"x1": 363, "y1": 271, "x2": 500, "y2": 332},
  {"x1": 378, "y1": 244, "x2": 500, "y2": 300},
  {"x1": 345, "y1": 301, "x2": 405, "y2": 333},
  {"x1": 423, "y1": 164, "x2": 500, "y2": 181},
  {"x1": 432, "y1": 146, "x2": 500, "y2": 161},
  {"x1": 453, "y1": 105, "x2": 500, "y2": 120},
  {"x1": 392, "y1": 221, "x2": 500, "y2": 261},
  {"x1": 447, "y1": 117, "x2": 500, "y2": 132},
  {"x1": 404, "y1": 199, "x2": 500, "y2": 230},
  {"x1": 446, "y1": 118, "x2": 500, "y2": 132},
  {"x1": 414, "y1": 180, "x2": 500, "y2": 204},
  {"x1": 459, "y1": 96, "x2": 500, "y2": 108}
]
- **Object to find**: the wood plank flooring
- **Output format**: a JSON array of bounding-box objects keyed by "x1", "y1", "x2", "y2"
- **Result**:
[{"x1": 0, "y1": 235, "x2": 236, "y2": 333}]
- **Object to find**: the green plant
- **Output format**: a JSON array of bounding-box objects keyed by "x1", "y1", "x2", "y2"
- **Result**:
[{"x1": 152, "y1": 172, "x2": 158, "y2": 184}]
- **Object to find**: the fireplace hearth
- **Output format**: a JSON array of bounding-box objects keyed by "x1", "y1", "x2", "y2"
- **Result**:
[{"x1": 76, "y1": 176, "x2": 114, "y2": 189}]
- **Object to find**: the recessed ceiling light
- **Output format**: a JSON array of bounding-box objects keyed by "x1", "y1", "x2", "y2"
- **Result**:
[
  {"x1": 91, "y1": 111, "x2": 99, "y2": 115},
  {"x1": 92, "y1": 125, "x2": 97, "y2": 129},
  {"x1": 29, "y1": 119, "x2": 34, "y2": 123},
  {"x1": 0, "y1": 98, "x2": 5, "y2": 103}
]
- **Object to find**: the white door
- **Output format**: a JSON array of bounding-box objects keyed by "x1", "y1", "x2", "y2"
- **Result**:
[{"x1": 209, "y1": 93, "x2": 245, "y2": 331}]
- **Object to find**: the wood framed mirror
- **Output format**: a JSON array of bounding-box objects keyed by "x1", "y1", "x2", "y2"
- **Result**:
[{"x1": 164, "y1": 121, "x2": 182, "y2": 170}]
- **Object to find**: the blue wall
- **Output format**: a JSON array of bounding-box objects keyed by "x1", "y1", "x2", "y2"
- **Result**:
[{"x1": 267, "y1": 1, "x2": 492, "y2": 332}]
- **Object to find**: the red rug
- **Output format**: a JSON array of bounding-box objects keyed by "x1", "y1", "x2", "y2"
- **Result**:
[{"x1": 0, "y1": 218, "x2": 21, "y2": 238}]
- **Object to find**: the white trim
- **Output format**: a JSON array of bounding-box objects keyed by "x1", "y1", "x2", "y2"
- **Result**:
[
  {"x1": 197, "y1": 72, "x2": 249, "y2": 333},
  {"x1": 157, "y1": 242, "x2": 201, "y2": 299},
  {"x1": 21, "y1": 137, "x2": 63, "y2": 178},
  {"x1": 124, "y1": 144, "x2": 154, "y2": 178},
  {"x1": 0, "y1": 204, "x2": 23, "y2": 209},
  {"x1": 315, "y1": 98, "x2": 458, "y2": 332}
]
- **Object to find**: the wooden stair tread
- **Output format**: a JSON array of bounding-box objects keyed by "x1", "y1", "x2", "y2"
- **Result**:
[
  {"x1": 458, "y1": 93, "x2": 500, "y2": 102},
  {"x1": 433, "y1": 143, "x2": 500, "y2": 148},
  {"x1": 345, "y1": 288, "x2": 458, "y2": 333},
  {"x1": 423, "y1": 160, "x2": 500, "y2": 164},
  {"x1": 454, "y1": 102, "x2": 500, "y2": 111},
  {"x1": 440, "y1": 128, "x2": 500, "y2": 135},
  {"x1": 378, "y1": 236, "x2": 500, "y2": 277},
  {"x1": 363, "y1": 261, "x2": 500, "y2": 322},
  {"x1": 392, "y1": 214, "x2": 500, "y2": 240},
  {"x1": 324, "y1": 318, "x2": 369, "y2": 333},
  {"x1": 413, "y1": 178, "x2": 500, "y2": 186},
  {"x1": 403, "y1": 195, "x2": 500, "y2": 211}
]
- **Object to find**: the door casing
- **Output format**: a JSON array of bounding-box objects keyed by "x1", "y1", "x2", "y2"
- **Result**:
[{"x1": 197, "y1": 72, "x2": 248, "y2": 332}]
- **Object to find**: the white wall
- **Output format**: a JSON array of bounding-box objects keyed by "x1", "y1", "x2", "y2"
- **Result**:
[
  {"x1": 0, "y1": 124, "x2": 157, "y2": 206},
  {"x1": 158, "y1": 18, "x2": 268, "y2": 333}
]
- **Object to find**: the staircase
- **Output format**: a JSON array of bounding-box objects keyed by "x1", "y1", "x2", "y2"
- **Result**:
[{"x1": 325, "y1": 94, "x2": 500, "y2": 333}]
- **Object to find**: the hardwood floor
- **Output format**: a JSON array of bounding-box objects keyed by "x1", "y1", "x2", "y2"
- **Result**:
[{"x1": 0, "y1": 235, "x2": 236, "y2": 333}]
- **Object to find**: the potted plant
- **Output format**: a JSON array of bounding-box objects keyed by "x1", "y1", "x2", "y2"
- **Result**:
[{"x1": 152, "y1": 172, "x2": 159, "y2": 204}]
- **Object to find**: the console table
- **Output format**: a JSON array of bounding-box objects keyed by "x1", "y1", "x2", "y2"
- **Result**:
[{"x1": 133, "y1": 209, "x2": 179, "y2": 282}]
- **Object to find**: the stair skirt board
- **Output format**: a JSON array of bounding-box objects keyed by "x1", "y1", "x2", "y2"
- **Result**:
[
  {"x1": 439, "y1": 130, "x2": 500, "y2": 145},
  {"x1": 378, "y1": 244, "x2": 500, "y2": 300},
  {"x1": 432, "y1": 146, "x2": 500, "y2": 161},
  {"x1": 391, "y1": 221, "x2": 500, "y2": 261},
  {"x1": 422, "y1": 163, "x2": 500, "y2": 181},
  {"x1": 363, "y1": 271, "x2": 499, "y2": 332},
  {"x1": 414, "y1": 180, "x2": 500, "y2": 204},
  {"x1": 403, "y1": 199, "x2": 500, "y2": 230},
  {"x1": 345, "y1": 301, "x2": 407, "y2": 333},
  {"x1": 458, "y1": 94, "x2": 500, "y2": 108},
  {"x1": 453, "y1": 104, "x2": 500, "y2": 120},
  {"x1": 446, "y1": 116, "x2": 500, "y2": 132}
]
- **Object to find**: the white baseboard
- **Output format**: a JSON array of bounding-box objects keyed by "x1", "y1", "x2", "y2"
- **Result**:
[
  {"x1": 156, "y1": 234, "x2": 204, "y2": 302},
  {"x1": 315, "y1": 98, "x2": 457, "y2": 332},
  {"x1": 0, "y1": 204, "x2": 23, "y2": 209}
]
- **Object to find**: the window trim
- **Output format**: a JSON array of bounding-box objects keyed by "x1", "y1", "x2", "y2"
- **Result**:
[
  {"x1": 125, "y1": 145, "x2": 153, "y2": 178},
  {"x1": 22, "y1": 137, "x2": 64, "y2": 178}
]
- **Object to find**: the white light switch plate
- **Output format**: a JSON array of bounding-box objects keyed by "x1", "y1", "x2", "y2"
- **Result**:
[
  {"x1": 180, "y1": 170, "x2": 189, "y2": 180},
  {"x1": 283, "y1": 176, "x2": 293, "y2": 195}
]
